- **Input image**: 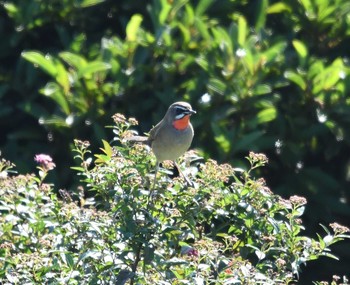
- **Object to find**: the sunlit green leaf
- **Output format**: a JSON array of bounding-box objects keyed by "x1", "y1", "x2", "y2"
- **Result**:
[
  {"x1": 196, "y1": 56, "x2": 209, "y2": 71},
  {"x1": 253, "y1": 84, "x2": 272, "y2": 95},
  {"x1": 59, "y1": 52, "x2": 87, "y2": 69},
  {"x1": 263, "y1": 42, "x2": 287, "y2": 63},
  {"x1": 77, "y1": 62, "x2": 111, "y2": 79},
  {"x1": 267, "y1": 2, "x2": 292, "y2": 13},
  {"x1": 207, "y1": 78, "x2": 226, "y2": 95},
  {"x1": 184, "y1": 4, "x2": 195, "y2": 24},
  {"x1": 159, "y1": 0, "x2": 172, "y2": 25},
  {"x1": 126, "y1": 14, "x2": 143, "y2": 41},
  {"x1": 54, "y1": 59, "x2": 70, "y2": 94},
  {"x1": 255, "y1": 0, "x2": 268, "y2": 31},
  {"x1": 195, "y1": 0, "x2": 214, "y2": 16},
  {"x1": 257, "y1": 107, "x2": 277, "y2": 123},
  {"x1": 21, "y1": 51, "x2": 57, "y2": 78},
  {"x1": 177, "y1": 23, "x2": 191, "y2": 44},
  {"x1": 214, "y1": 134, "x2": 231, "y2": 153},
  {"x1": 237, "y1": 15, "x2": 247, "y2": 46},
  {"x1": 101, "y1": 139, "x2": 113, "y2": 157},
  {"x1": 309, "y1": 61, "x2": 324, "y2": 78},
  {"x1": 292, "y1": 40, "x2": 308, "y2": 60},
  {"x1": 3, "y1": 2, "x2": 18, "y2": 17},
  {"x1": 323, "y1": 70, "x2": 341, "y2": 90},
  {"x1": 284, "y1": 70, "x2": 307, "y2": 90},
  {"x1": 195, "y1": 17, "x2": 211, "y2": 40},
  {"x1": 40, "y1": 82, "x2": 70, "y2": 115},
  {"x1": 76, "y1": 0, "x2": 105, "y2": 8},
  {"x1": 242, "y1": 50, "x2": 254, "y2": 75},
  {"x1": 299, "y1": 0, "x2": 313, "y2": 15},
  {"x1": 318, "y1": 6, "x2": 336, "y2": 22}
]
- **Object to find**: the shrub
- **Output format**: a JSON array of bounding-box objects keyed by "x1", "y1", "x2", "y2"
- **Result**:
[{"x1": 0, "y1": 115, "x2": 349, "y2": 284}]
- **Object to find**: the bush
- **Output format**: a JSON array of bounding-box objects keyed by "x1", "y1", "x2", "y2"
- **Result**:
[{"x1": 0, "y1": 115, "x2": 349, "y2": 284}]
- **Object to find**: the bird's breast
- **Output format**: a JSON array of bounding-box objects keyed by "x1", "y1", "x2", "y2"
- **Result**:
[{"x1": 151, "y1": 124, "x2": 194, "y2": 162}]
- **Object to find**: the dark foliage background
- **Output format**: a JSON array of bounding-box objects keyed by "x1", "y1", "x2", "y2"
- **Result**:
[{"x1": 1, "y1": 0, "x2": 350, "y2": 282}]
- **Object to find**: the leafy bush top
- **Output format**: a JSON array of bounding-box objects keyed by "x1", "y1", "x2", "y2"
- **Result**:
[{"x1": 1, "y1": 115, "x2": 349, "y2": 284}]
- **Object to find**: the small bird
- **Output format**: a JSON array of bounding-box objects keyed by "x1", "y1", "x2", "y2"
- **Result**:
[{"x1": 128, "y1": 101, "x2": 196, "y2": 189}]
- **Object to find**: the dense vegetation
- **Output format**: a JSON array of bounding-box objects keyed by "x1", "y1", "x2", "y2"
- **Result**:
[
  {"x1": 1, "y1": 118, "x2": 349, "y2": 284},
  {"x1": 1, "y1": 0, "x2": 350, "y2": 283}
]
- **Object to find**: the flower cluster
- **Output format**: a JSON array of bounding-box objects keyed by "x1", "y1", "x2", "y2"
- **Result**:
[
  {"x1": 34, "y1": 154, "x2": 56, "y2": 171},
  {"x1": 248, "y1": 151, "x2": 269, "y2": 166},
  {"x1": 329, "y1": 222, "x2": 350, "y2": 234}
]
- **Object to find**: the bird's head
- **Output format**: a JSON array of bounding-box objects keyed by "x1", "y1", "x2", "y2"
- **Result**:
[{"x1": 165, "y1": 102, "x2": 196, "y2": 130}]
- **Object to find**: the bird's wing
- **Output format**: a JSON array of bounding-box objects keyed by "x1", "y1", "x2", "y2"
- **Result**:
[{"x1": 148, "y1": 120, "x2": 163, "y2": 144}]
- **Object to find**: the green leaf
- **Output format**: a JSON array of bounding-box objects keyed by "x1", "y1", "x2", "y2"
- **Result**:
[
  {"x1": 196, "y1": 56, "x2": 209, "y2": 71},
  {"x1": 267, "y1": 2, "x2": 292, "y2": 14},
  {"x1": 95, "y1": 140, "x2": 113, "y2": 163},
  {"x1": 21, "y1": 51, "x2": 57, "y2": 78},
  {"x1": 207, "y1": 78, "x2": 226, "y2": 95},
  {"x1": 101, "y1": 139, "x2": 113, "y2": 157},
  {"x1": 299, "y1": 0, "x2": 313, "y2": 13},
  {"x1": 253, "y1": 84, "x2": 272, "y2": 95},
  {"x1": 54, "y1": 59, "x2": 70, "y2": 94},
  {"x1": 185, "y1": 4, "x2": 195, "y2": 24},
  {"x1": 284, "y1": 70, "x2": 307, "y2": 90},
  {"x1": 64, "y1": 253, "x2": 75, "y2": 269},
  {"x1": 309, "y1": 61, "x2": 324, "y2": 78},
  {"x1": 237, "y1": 15, "x2": 247, "y2": 46},
  {"x1": 77, "y1": 0, "x2": 105, "y2": 8},
  {"x1": 159, "y1": 0, "x2": 172, "y2": 25},
  {"x1": 3, "y1": 2, "x2": 18, "y2": 17},
  {"x1": 255, "y1": 0, "x2": 268, "y2": 31},
  {"x1": 319, "y1": 224, "x2": 331, "y2": 235},
  {"x1": 170, "y1": 0, "x2": 188, "y2": 19},
  {"x1": 263, "y1": 42, "x2": 287, "y2": 62},
  {"x1": 214, "y1": 134, "x2": 231, "y2": 154},
  {"x1": 323, "y1": 70, "x2": 341, "y2": 90},
  {"x1": 242, "y1": 50, "x2": 254, "y2": 75},
  {"x1": 177, "y1": 23, "x2": 191, "y2": 44},
  {"x1": 257, "y1": 107, "x2": 277, "y2": 123},
  {"x1": 126, "y1": 14, "x2": 143, "y2": 41},
  {"x1": 318, "y1": 6, "x2": 336, "y2": 22},
  {"x1": 195, "y1": 17, "x2": 211, "y2": 40},
  {"x1": 195, "y1": 0, "x2": 214, "y2": 16},
  {"x1": 77, "y1": 62, "x2": 111, "y2": 79},
  {"x1": 40, "y1": 82, "x2": 70, "y2": 115},
  {"x1": 292, "y1": 40, "x2": 308, "y2": 60},
  {"x1": 320, "y1": 252, "x2": 339, "y2": 260},
  {"x1": 59, "y1": 52, "x2": 87, "y2": 69}
]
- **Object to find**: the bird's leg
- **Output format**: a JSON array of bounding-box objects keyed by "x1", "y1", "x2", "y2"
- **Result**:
[
  {"x1": 174, "y1": 161, "x2": 194, "y2": 187},
  {"x1": 151, "y1": 162, "x2": 159, "y2": 191},
  {"x1": 147, "y1": 162, "x2": 159, "y2": 206}
]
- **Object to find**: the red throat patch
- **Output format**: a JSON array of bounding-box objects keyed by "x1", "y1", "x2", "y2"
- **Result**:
[{"x1": 173, "y1": 115, "x2": 190, "y2": 130}]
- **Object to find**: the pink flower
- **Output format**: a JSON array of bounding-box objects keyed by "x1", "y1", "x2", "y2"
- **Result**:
[
  {"x1": 34, "y1": 154, "x2": 56, "y2": 170},
  {"x1": 187, "y1": 248, "x2": 199, "y2": 257}
]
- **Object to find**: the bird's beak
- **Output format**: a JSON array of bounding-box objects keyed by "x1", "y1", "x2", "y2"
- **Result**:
[{"x1": 188, "y1": 109, "x2": 196, "y2": 115}]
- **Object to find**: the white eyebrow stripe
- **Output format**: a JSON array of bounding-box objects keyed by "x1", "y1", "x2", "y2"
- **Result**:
[
  {"x1": 175, "y1": 113, "x2": 186, "y2": 120},
  {"x1": 174, "y1": 105, "x2": 189, "y2": 111}
]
